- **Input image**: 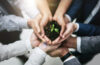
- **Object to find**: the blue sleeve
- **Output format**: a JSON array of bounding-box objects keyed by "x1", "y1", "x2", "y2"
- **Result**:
[
  {"x1": 75, "y1": 23, "x2": 100, "y2": 36},
  {"x1": 67, "y1": 0, "x2": 83, "y2": 21}
]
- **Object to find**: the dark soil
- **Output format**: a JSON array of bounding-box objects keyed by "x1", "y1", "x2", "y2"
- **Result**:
[{"x1": 44, "y1": 21, "x2": 61, "y2": 41}]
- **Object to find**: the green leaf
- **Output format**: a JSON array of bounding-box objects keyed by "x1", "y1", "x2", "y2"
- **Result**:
[
  {"x1": 51, "y1": 24, "x2": 55, "y2": 32},
  {"x1": 52, "y1": 24, "x2": 55, "y2": 28},
  {"x1": 51, "y1": 28, "x2": 54, "y2": 32},
  {"x1": 55, "y1": 28, "x2": 59, "y2": 33}
]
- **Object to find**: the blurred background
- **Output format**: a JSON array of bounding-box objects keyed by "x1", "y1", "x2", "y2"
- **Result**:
[{"x1": 0, "y1": 0, "x2": 99, "y2": 65}]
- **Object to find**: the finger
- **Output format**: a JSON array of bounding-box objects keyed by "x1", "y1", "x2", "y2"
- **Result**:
[
  {"x1": 59, "y1": 31, "x2": 72, "y2": 43},
  {"x1": 44, "y1": 36, "x2": 51, "y2": 44},
  {"x1": 36, "y1": 22, "x2": 41, "y2": 33},
  {"x1": 31, "y1": 20, "x2": 40, "y2": 35},
  {"x1": 31, "y1": 33, "x2": 38, "y2": 41},
  {"x1": 49, "y1": 15, "x2": 53, "y2": 21},
  {"x1": 52, "y1": 37, "x2": 60, "y2": 45},
  {"x1": 60, "y1": 24, "x2": 65, "y2": 37},
  {"x1": 63, "y1": 28, "x2": 72, "y2": 39},
  {"x1": 48, "y1": 48, "x2": 63, "y2": 57},
  {"x1": 40, "y1": 17, "x2": 48, "y2": 37},
  {"x1": 32, "y1": 41, "x2": 40, "y2": 47},
  {"x1": 35, "y1": 32, "x2": 46, "y2": 42},
  {"x1": 57, "y1": 17, "x2": 66, "y2": 37}
]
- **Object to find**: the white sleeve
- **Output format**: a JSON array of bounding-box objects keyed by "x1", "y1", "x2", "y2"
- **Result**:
[
  {"x1": 14, "y1": 0, "x2": 40, "y2": 19},
  {"x1": 65, "y1": 14, "x2": 72, "y2": 22},
  {"x1": 74, "y1": 23, "x2": 79, "y2": 32},
  {"x1": 0, "y1": 15, "x2": 29, "y2": 32},
  {"x1": 64, "y1": 56, "x2": 76, "y2": 62},
  {"x1": 25, "y1": 47, "x2": 47, "y2": 65},
  {"x1": 77, "y1": 37, "x2": 82, "y2": 53},
  {"x1": 0, "y1": 39, "x2": 32, "y2": 61}
]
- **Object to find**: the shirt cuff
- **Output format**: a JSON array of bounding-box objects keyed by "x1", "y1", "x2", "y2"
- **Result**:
[
  {"x1": 25, "y1": 39, "x2": 32, "y2": 53},
  {"x1": 64, "y1": 56, "x2": 76, "y2": 62},
  {"x1": 65, "y1": 14, "x2": 72, "y2": 22},
  {"x1": 74, "y1": 23, "x2": 79, "y2": 32},
  {"x1": 33, "y1": 47, "x2": 47, "y2": 57},
  {"x1": 18, "y1": 17, "x2": 30, "y2": 29},
  {"x1": 77, "y1": 37, "x2": 81, "y2": 53}
]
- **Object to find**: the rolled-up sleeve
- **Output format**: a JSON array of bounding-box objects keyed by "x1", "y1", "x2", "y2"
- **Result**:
[
  {"x1": 25, "y1": 47, "x2": 47, "y2": 65},
  {"x1": 0, "y1": 15, "x2": 29, "y2": 32},
  {"x1": 0, "y1": 39, "x2": 32, "y2": 61}
]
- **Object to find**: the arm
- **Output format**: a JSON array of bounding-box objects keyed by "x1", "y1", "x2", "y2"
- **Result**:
[
  {"x1": 59, "y1": 22, "x2": 100, "y2": 44},
  {"x1": 0, "y1": 15, "x2": 29, "y2": 32},
  {"x1": 62, "y1": 36, "x2": 100, "y2": 54},
  {"x1": 66, "y1": 0, "x2": 83, "y2": 21},
  {"x1": 0, "y1": 40, "x2": 30, "y2": 61},
  {"x1": 25, "y1": 42, "x2": 60, "y2": 65},
  {"x1": 81, "y1": 36, "x2": 100, "y2": 54},
  {"x1": 35, "y1": 0, "x2": 51, "y2": 16},
  {"x1": 0, "y1": 33, "x2": 40, "y2": 61},
  {"x1": 54, "y1": 0, "x2": 72, "y2": 16},
  {"x1": 47, "y1": 45, "x2": 81, "y2": 65},
  {"x1": 64, "y1": 57, "x2": 81, "y2": 65},
  {"x1": 52, "y1": 0, "x2": 72, "y2": 44},
  {"x1": 75, "y1": 23, "x2": 100, "y2": 36},
  {"x1": 24, "y1": 47, "x2": 47, "y2": 65},
  {"x1": 53, "y1": 0, "x2": 72, "y2": 35}
]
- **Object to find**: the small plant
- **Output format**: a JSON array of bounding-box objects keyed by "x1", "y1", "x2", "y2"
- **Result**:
[
  {"x1": 44, "y1": 21, "x2": 61, "y2": 41},
  {"x1": 50, "y1": 24, "x2": 59, "y2": 33}
]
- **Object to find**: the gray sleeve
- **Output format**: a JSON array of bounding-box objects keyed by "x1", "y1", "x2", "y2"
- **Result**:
[
  {"x1": 81, "y1": 36, "x2": 100, "y2": 54},
  {"x1": 0, "y1": 15, "x2": 29, "y2": 32},
  {"x1": 64, "y1": 58, "x2": 81, "y2": 65},
  {"x1": 25, "y1": 47, "x2": 47, "y2": 65},
  {"x1": 0, "y1": 40, "x2": 29, "y2": 61}
]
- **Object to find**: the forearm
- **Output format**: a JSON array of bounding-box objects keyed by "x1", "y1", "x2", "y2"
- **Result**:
[
  {"x1": 64, "y1": 57, "x2": 81, "y2": 65},
  {"x1": 61, "y1": 52, "x2": 81, "y2": 65},
  {"x1": 67, "y1": 0, "x2": 83, "y2": 20},
  {"x1": 35, "y1": 0, "x2": 51, "y2": 15},
  {"x1": 0, "y1": 40, "x2": 31, "y2": 61},
  {"x1": 0, "y1": 15, "x2": 29, "y2": 32},
  {"x1": 81, "y1": 36, "x2": 100, "y2": 54},
  {"x1": 25, "y1": 47, "x2": 47, "y2": 65},
  {"x1": 75, "y1": 23, "x2": 100, "y2": 36},
  {"x1": 56, "y1": 0, "x2": 72, "y2": 15}
]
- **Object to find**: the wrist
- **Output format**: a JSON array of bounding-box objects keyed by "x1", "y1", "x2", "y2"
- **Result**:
[
  {"x1": 27, "y1": 19, "x2": 32, "y2": 28},
  {"x1": 61, "y1": 52, "x2": 73, "y2": 62},
  {"x1": 67, "y1": 36, "x2": 77, "y2": 49},
  {"x1": 60, "y1": 49, "x2": 68, "y2": 57},
  {"x1": 73, "y1": 23, "x2": 78, "y2": 32},
  {"x1": 72, "y1": 37, "x2": 77, "y2": 49},
  {"x1": 65, "y1": 14, "x2": 71, "y2": 22},
  {"x1": 39, "y1": 43, "x2": 48, "y2": 52},
  {"x1": 71, "y1": 37, "x2": 77, "y2": 49}
]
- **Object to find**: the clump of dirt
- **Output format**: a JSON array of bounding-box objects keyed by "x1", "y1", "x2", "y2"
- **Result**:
[{"x1": 44, "y1": 21, "x2": 61, "y2": 41}]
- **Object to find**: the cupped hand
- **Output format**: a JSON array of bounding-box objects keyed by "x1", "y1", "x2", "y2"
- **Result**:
[
  {"x1": 39, "y1": 42, "x2": 61, "y2": 53},
  {"x1": 52, "y1": 15, "x2": 70, "y2": 45},
  {"x1": 62, "y1": 36, "x2": 77, "y2": 49},
  {"x1": 28, "y1": 14, "x2": 46, "y2": 42},
  {"x1": 53, "y1": 14, "x2": 66, "y2": 37},
  {"x1": 48, "y1": 47, "x2": 69, "y2": 57},
  {"x1": 39, "y1": 13, "x2": 52, "y2": 44},
  {"x1": 52, "y1": 15, "x2": 77, "y2": 44},
  {"x1": 30, "y1": 33, "x2": 40, "y2": 48},
  {"x1": 58, "y1": 23, "x2": 77, "y2": 43}
]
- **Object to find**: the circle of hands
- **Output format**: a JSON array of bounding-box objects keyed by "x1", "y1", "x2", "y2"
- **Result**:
[
  {"x1": 28, "y1": 2, "x2": 77, "y2": 58},
  {"x1": 28, "y1": 14, "x2": 77, "y2": 57}
]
